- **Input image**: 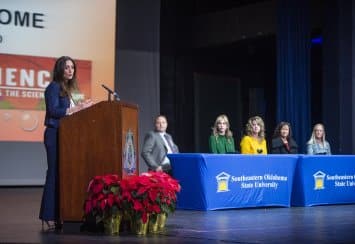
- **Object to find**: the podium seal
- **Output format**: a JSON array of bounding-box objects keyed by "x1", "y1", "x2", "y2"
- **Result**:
[{"x1": 123, "y1": 129, "x2": 136, "y2": 175}]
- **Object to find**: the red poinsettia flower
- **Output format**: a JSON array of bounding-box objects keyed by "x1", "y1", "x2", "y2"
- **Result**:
[
  {"x1": 141, "y1": 211, "x2": 148, "y2": 223},
  {"x1": 83, "y1": 171, "x2": 181, "y2": 226},
  {"x1": 83, "y1": 174, "x2": 123, "y2": 224},
  {"x1": 84, "y1": 200, "x2": 93, "y2": 214},
  {"x1": 148, "y1": 188, "x2": 158, "y2": 202},
  {"x1": 103, "y1": 174, "x2": 120, "y2": 186},
  {"x1": 133, "y1": 199, "x2": 144, "y2": 211}
]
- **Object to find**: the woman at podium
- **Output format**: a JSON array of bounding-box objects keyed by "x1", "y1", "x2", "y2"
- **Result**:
[{"x1": 39, "y1": 56, "x2": 92, "y2": 230}]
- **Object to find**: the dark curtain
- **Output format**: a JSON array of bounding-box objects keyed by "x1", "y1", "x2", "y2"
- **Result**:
[{"x1": 276, "y1": 0, "x2": 311, "y2": 153}]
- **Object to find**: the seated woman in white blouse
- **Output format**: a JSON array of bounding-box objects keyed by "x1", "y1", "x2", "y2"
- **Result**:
[{"x1": 306, "y1": 123, "x2": 331, "y2": 155}]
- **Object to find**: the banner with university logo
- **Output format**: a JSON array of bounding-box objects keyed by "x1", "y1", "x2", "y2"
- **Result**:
[
  {"x1": 169, "y1": 154, "x2": 298, "y2": 210},
  {"x1": 292, "y1": 155, "x2": 355, "y2": 206}
]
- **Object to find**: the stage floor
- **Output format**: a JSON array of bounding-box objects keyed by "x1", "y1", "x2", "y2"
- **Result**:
[{"x1": 1, "y1": 187, "x2": 355, "y2": 243}]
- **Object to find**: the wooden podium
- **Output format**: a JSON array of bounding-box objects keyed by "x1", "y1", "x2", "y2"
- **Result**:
[{"x1": 59, "y1": 101, "x2": 139, "y2": 221}]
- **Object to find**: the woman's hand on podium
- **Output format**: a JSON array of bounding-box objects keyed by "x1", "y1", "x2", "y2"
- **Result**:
[
  {"x1": 66, "y1": 99, "x2": 94, "y2": 115},
  {"x1": 66, "y1": 105, "x2": 80, "y2": 115},
  {"x1": 80, "y1": 99, "x2": 94, "y2": 109}
]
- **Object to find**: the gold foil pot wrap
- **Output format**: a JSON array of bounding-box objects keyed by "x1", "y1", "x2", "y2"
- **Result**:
[
  {"x1": 157, "y1": 213, "x2": 167, "y2": 230},
  {"x1": 149, "y1": 213, "x2": 167, "y2": 233},
  {"x1": 132, "y1": 217, "x2": 149, "y2": 235},
  {"x1": 103, "y1": 214, "x2": 122, "y2": 235}
]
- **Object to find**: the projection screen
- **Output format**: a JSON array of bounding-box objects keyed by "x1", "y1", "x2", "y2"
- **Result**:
[{"x1": 0, "y1": 0, "x2": 116, "y2": 185}]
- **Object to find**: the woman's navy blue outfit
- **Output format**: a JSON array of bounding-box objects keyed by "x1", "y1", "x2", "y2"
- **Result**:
[{"x1": 39, "y1": 81, "x2": 70, "y2": 222}]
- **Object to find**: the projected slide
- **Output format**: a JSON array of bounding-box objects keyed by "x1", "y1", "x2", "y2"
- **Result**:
[{"x1": 0, "y1": 53, "x2": 92, "y2": 141}]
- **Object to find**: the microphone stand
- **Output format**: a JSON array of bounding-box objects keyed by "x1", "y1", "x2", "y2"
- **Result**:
[{"x1": 102, "y1": 84, "x2": 120, "y2": 102}]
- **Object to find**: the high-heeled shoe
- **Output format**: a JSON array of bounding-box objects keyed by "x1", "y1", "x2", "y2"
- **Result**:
[
  {"x1": 41, "y1": 220, "x2": 55, "y2": 230},
  {"x1": 54, "y1": 220, "x2": 63, "y2": 230}
]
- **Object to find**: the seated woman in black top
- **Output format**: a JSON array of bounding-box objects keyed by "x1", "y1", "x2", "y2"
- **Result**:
[{"x1": 271, "y1": 122, "x2": 298, "y2": 154}]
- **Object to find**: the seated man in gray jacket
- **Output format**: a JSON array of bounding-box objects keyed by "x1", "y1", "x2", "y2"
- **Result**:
[{"x1": 141, "y1": 115, "x2": 179, "y2": 173}]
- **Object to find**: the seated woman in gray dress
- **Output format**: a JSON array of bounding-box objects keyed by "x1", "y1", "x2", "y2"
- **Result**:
[
  {"x1": 271, "y1": 122, "x2": 298, "y2": 154},
  {"x1": 306, "y1": 123, "x2": 331, "y2": 155}
]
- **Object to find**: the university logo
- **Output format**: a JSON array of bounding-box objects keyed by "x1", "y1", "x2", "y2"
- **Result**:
[
  {"x1": 216, "y1": 172, "x2": 231, "y2": 192},
  {"x1": 313, "y1": 171, "x2": 326, "y2": 190},
  {"x1": 123, "y1": 129, "x2": 136, "y2": 175}
]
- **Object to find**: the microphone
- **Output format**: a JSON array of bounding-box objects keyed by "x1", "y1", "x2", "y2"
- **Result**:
[{"x1": 101, "y1": 84, "x2": 120, "y2": 101}]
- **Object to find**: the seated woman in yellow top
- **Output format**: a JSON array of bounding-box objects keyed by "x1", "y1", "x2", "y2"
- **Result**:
[
  {"x1": 240, "y1": 116, "x2": 267, "y2": 154},
  {"x1": 209, "y1": 114, "x2": 236, "y2": 153}
]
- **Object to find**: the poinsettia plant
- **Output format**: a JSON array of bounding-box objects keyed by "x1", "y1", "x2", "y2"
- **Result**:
[
  {"x1": 142, "y1": 172, "x2": 181, "y2": 216},
  {"x1": 82, "y1": 172, "x2": 181, "y2": 228},
  {"x1": 120, "y1": 172, "x2": 181, "y2": 223},
  {"x1": 83, "y1": 174, "x2": 122, "y2": 224},
  {"x1": 119, "y1": 174, "x2": 157, "y2": 224}
]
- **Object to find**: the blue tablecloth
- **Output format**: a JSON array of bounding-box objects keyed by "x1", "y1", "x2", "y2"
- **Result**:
[
  {"x1": 292, "y1": 155, "x2": 355, "y2": 206},
  {"x1": 169, "y1": 153, "x2": 298, "y2": 210}
]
